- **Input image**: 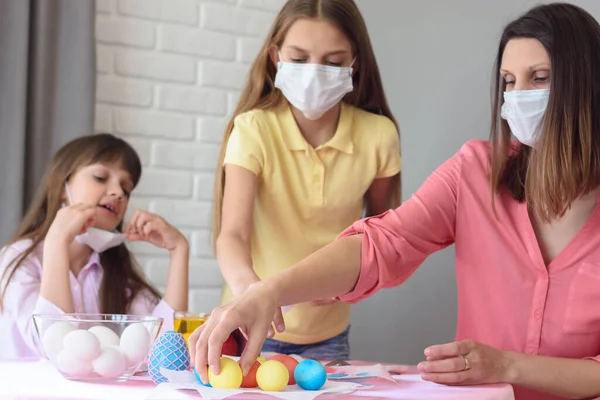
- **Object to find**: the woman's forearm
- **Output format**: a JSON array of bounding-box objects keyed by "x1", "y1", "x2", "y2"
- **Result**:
[
  {"x1": 265, "y1": 234, "x2": 363, "y2": 306},
  {"x1": 507, "y1": 352, "x2": 600, "y2": 399}
]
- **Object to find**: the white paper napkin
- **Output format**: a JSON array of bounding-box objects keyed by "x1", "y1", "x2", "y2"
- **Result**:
[{"x1": 149, "y1": 368, "x2": 361, "y2": 400}]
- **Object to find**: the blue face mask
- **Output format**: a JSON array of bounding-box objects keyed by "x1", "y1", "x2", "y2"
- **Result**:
[
  {"x1": 500, "y1": 89, "x2": 550, "y2": 146},
  {"x1": 64, "y1": 183, "x2": 126, "y2": 253}
]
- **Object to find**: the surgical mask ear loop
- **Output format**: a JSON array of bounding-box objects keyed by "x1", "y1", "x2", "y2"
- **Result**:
[{"x1": 63, "y1": 182, "x2": 74, "y2": 207}]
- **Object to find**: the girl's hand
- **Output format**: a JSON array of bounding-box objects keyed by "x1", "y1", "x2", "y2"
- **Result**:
[
  {"x1": 47, "y1": 204, "x2": 97, "y2": 244},
  {"x1": 418, "y1": 340, "x2": 513, "y2": 385},
  {"x1": 189, "y1": 281, "x2": 278, "y2": 382},
  {"x1": 124, "y1": 210, "x2": 187, "y2": 251}
]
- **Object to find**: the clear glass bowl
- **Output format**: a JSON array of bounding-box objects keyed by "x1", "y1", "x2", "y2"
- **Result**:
[{"x1": 33, "y1": 313, "x2": 163, "y2": 382}]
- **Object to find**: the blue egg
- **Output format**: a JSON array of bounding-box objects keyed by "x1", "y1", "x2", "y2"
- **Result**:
[
  {"x1": 294, "y1": 360, "x2": 327, "y2": 391},
  {"x1": 193, "y1": 365, "x2": 212, "y2": 387},
  {"x1": 148, "y1": 330, "x2": 190, "y2": 384}
]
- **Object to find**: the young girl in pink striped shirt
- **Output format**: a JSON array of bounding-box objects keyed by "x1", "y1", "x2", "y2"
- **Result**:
[
  {"x1": 0, "y1": 133, "x2": 189, "y2": 361},
  {"x1": 191, "y1": 3, "x2": 600, "y2": 400}
]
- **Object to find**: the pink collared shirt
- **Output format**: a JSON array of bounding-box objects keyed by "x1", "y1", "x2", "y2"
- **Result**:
[
  {"x1": 338, "y1": 140, "x2": 600, "y2": 400},
  {"x1": 0, "y1": 239, "x2": 174, "y2": 361}
]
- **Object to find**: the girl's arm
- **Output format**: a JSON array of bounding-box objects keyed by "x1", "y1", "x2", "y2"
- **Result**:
[
  {"x1": 40, "y1": 239, "x2": 74, "y2": 313},
  {"x1": 364, "y1": 120, "x2": 402, "y2": 217},
  {"x1": 364, "y1": 174, "x2": 401, "y2": 217},
  {"x1": 161, "y1": 242, "x2": 189, "y2": 312},
  {"x1": 41, "y1": 204, "x2": 97, "y2": 313},
  {"x1": 125, "y1": 210, "x2": 189, "y2": 312},
  {"x1": 216, "y1": 165, "x2": 261, "y2": 296}
]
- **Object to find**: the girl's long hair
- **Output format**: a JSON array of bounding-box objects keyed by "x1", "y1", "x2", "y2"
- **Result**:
[
  {"x1": 212, "y1": 0, "x2": 400, "y2": 246},
  {"x1": 0, "y1": 133, "x2": 161, "y2": 314}
]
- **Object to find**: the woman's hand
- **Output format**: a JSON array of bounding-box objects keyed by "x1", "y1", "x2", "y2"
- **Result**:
[
  {"x1": 47, "y1": 204, "x2": 97, "y2": 244},
  {"x1": 231, "y1": 276, "x2": 285, "y2": 339},
  {"x1": 124, "y1": 210, "x2": 187, "y2": 251},
  {"x1": 188, "y1": 281, "x2": 279, "y2": 382},
  {"x1": 417, "y1": 340, "x2": 513, "y2": 385}
]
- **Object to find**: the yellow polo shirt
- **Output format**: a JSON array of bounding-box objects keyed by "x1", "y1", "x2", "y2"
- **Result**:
[{"x1": 221, "y1": 101, "x2": 401, "y2": 344}]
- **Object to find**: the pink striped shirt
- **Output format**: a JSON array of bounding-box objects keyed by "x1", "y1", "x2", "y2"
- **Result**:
[
  {"x1": 0, "y1": 239, "x2": 174, "y2": 361},
  {"x1": 338, "y1": 140, "x2": 600, "y2": 400}
]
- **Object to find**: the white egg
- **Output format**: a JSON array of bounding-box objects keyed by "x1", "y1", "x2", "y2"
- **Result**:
[
  {"x1": 120, "y1": 323, "x2": 151, "y2": 366},
  {"x1": 56, "y1": 349, "x2": 93, "y2": 378},
  {"x1": 63, "y1": 329, "x2": 101, "y2": 361},
  {"x1": 93, "y1": 346, "x2": 127, "y2": 379},
  {"x1": 42, "y1": 321, "x2": 76, "y2": 360},
  {"x1": 88, "y1": 326, "x2": 120, "y2": 348}
]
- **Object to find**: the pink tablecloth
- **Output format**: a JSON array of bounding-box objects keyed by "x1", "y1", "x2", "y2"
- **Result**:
[{"x1": 0, "y1": 360, "x2": 515, "y2": 400}]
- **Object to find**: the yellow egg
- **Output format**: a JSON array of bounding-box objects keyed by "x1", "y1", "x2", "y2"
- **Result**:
[
  {"x1": 256, "y1": 360, "x2": 289, "y2": 392},
  {"x1": 208, "y1": 357, "x2": 243, "y2": 389},
  {"x1": 257, "y1": 356, "x2": 267, "y2": 364}
]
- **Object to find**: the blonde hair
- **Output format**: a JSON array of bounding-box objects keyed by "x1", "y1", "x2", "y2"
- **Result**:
[{"x1": 212, "y1": 0, "x2": 400, "y2": 245}]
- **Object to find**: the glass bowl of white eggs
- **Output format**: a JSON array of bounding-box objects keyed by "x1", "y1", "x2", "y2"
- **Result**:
[{"x1": 32, "y1": 314, "x2": 163, "y2": 382}]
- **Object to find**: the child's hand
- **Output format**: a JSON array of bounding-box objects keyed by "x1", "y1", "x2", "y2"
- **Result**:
[
  {"x1": 124, "y1": 210, "x2": 187, "y2": 251},
  {"x1": 47, "y1": 204, "x2": 97, "y2": 244}
]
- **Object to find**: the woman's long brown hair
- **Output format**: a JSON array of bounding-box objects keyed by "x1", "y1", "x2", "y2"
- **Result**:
[
  {"x1": 490, "y1": 3, "x2": 600, "y2": 222},
  {"x1": 212, "y1": 0, "x2": 400, "y2": 246},
  {"x1": 0, "y1": 133, "x2": 161, "y2": 313}
]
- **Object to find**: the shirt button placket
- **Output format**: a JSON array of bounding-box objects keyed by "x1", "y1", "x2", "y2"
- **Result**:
[{"x1": 525, "y1": 272, "x2": 549, "y2": 355}]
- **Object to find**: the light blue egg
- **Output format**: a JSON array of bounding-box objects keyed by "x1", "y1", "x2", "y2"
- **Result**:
[
  {"x1": 148, "y1": 330, "x2": 190, "y2": 384},
  {"x1": 193, "y1": 365, "x2": 212, "y2": 387},
  {"x1": 294, "y1": 360, "x2": 327, "y2": 391}
]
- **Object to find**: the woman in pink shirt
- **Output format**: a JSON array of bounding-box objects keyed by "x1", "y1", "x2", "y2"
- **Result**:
[
  {"x1": 190, "y1": 3, "x2": 600, "y2": 400},
  {"x1": 0, "y1": 134, "x2": 189, "y2": 361}
]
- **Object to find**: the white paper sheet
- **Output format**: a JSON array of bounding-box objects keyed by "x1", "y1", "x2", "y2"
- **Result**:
[{"x1": 151, "y1": 368, "x2": 361, "y2": 400}]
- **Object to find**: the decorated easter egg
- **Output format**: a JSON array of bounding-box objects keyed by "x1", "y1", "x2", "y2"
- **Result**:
[
  {"x1": 269, "y1": 354, "x2": 299, "y2": 384},
  {"x1": 240, "y1": 360, "x2": 261, "y2": 388},
  {"x1": 148, "y1": 331, "x2": 190, "y2": 384},
  {"x1": 93, "y1": 347, "x2": 127, "y2": 379},
  {"x1": 120, "y1": 323, "x2": 152, "y2": 366},
  {"x1": 88, "y1": 326, "x2": 120, "y2": 348},
  {"x1": 208, "y1": 357, "x2": 243, "y2": 389},
  {"x1": 193, "y1": 365, "x2": 212, "y2": 387},
  {"x1": 256, "y1": 360, "x2": 289, "y2": 392},
  {"x1": 294, "y1": 360, "x2": 327, "y2": 391},
  {"x1": 42, "y1": 321, "x2": 76, "y2": 360},
  {"x1": 63, "y1": 330, "x2": 101, "y2": 361}
]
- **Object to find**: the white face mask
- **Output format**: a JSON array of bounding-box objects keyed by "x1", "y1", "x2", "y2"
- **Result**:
[
  {"x1": 64, "y1": 183, "x2": 126, "y2": 253},
  {"x1": 274, "y1": 53, "x2": 354, "y2": 120},
  {"x1": 500, "y1": 88, "x2": 549, "y2": 147}
]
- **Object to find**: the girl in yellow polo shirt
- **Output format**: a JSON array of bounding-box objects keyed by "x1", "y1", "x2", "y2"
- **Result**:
[{"x1": 212, "y1": 0, "x2": 401, "y2": 360}]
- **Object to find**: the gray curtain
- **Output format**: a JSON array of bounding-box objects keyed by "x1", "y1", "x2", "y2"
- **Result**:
[{"x1": 0, "y1": 0, "x2": 96, "y2": 243}]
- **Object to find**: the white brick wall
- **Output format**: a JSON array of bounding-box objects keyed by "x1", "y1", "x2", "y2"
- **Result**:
[{"x1": 94, "y1": 0, "x2": 284, "y2": 313}]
